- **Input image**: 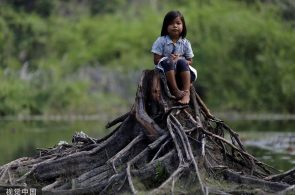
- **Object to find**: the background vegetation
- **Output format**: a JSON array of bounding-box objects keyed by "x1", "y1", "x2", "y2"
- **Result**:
[{"x1": 0, "y1": 0, "x2": 294, "y2": 116}]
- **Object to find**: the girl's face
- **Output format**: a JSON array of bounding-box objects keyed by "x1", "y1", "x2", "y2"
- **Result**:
[{"x1": 167, "y1": 16, "x2": 183, "y2": 38}]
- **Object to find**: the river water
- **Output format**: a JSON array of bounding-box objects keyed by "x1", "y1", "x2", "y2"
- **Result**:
[{"x1": 0, "y1": 119, "x2": 294, "y2": 172}]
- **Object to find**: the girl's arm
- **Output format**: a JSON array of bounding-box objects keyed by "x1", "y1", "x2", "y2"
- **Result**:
[
  {"x1": 184, "y1": 40, "x2": 193, "y2": 66},
  {"x1": 154, "y1": 53, "x2": 162, "y2": 65},
  {"x1": 186, "y1": 58, "x2": 193, "y2": 66}
]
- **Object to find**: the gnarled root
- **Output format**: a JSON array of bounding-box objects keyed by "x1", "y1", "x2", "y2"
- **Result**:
[{"x1": 0, "y1": 69, "x2": 293, "y2": 195}]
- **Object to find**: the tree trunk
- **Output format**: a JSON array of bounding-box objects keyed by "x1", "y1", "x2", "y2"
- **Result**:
[{"x1": 0, "y1": 69, "x2": 294, "y2": 195}]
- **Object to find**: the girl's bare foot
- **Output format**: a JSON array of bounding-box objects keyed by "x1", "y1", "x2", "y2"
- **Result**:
[
  {"x1": 178, "y1": 91, "x2": 190, "y2": 104},
  {"x1": 172, "y1": 89, "x2": 187, "y2": 99}
]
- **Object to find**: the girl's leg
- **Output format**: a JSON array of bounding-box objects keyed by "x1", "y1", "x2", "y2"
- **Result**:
[
  {"x1": 161, "y1": 58, "x2": 187, "y2": 99},
  {"x1": 176, "y1": 59, "x2": 191, "y2": 104}
]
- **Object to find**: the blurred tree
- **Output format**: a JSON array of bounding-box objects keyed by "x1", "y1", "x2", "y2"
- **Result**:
[
  {"x1": 236, "y1": 0, "x2": 295, "y2": 21},
  {"x1": 4, "y1": 0, "x2": 54, "y2": 17},
  {"x1": 90, "y1": 0, "x2": 126, "y2": 15},
  {"x1": 266, "y1": 0, "x2": 295, "y2": 21},
  {"x1": 0, "y1": 0, "x2": 294, "y2": 115}
]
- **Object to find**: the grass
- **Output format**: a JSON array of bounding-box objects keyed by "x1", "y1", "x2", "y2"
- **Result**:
[
  {"x1": 155, "y1": 161, "x2": 167, "y2": 182},
  {"x1": 18, "y1": 168, "x2": 29, "y2": 177}
]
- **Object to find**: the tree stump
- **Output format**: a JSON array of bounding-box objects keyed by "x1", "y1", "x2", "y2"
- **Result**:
[{"x1": 0, "y1": 69, "x2": 294, "y2": 195}]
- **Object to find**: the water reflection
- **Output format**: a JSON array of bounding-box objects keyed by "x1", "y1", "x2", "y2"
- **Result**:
[
  {"x1": 239, "y1": 131, "x2": 295, "y2": 171},
  {"x1": 246, "y1": 145, "x2": 295, "y2": 171},
  {"x1": 246, "y1": 134, "x2": 294, "y2": 153},
  {"x1": 0, "y1": 120, "x2": 114, "y2": 165},
  {"x1": 0, "y1": 120, "x2": 294, "y2": 171},
  {"x1": 224, "y1": 120, "x2": 295, "y2": 171}
]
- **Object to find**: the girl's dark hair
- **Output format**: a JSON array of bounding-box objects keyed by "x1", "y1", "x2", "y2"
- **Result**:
[{"x1": 161, "y1": 10, "x2": 187, "y2": 38}]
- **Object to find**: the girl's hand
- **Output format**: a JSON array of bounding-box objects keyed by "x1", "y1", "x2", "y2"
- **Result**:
[
  {"x1": 169, "y1": 54, "x2": 176, "y2": 59},
  {"x1": 169, "y1": 54, "x2": 179, "y2": 61},
  {"x1": 173, "y1": 54, "x2": 179, "y2": 63}
]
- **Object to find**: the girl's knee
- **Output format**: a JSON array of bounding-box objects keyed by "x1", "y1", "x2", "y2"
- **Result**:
[
  {"x1": 161, "y1": 58, "x2": 174, "y2": 72},
  {"x1": 176, "y1": 59, "x2": 189, "y2": 72}
]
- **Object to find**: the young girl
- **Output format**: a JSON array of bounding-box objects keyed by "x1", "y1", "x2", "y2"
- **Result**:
[{"x1": 151, "y1": 10, "x2": 197, "y2": 104}]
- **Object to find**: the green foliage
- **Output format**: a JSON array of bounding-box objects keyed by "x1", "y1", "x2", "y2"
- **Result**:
[
  {"x1": 19, "y1": 168, "x2": 29, "y2": 177},
  {"x1": 90, "y1": 0, "x2": 126, "y2": 15},
  {"x1": 133, "y1": 177, "x2": 147, "y2": 192},
  {"x1": 155, "y1": 161, "x2": 167, "y2": 182},
  {"x1": 3, "y1": 0, "x2": 54, "y2": 17},
  {"x1": 236, "y1": 0, "x2": 295, "y2": 21},
  {"x1": 189, "y1": 0, "x2": 295, "y2": 112},
  {"x1": 0, "y1": 0, "x2": 294, "y2": 115}
]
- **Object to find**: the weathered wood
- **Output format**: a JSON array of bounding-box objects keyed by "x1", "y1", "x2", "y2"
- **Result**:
[
  {"x1": 134, "y1": 70, "x2": 165, "y2": 136},
  {"x1": 107, "y1": 132, "x2": 144, "y2": 164},
  {"x1": 105, "y1": 112, "x2": 129, "y2": 129},
  {"x1": 224, "y1": 169, "x2": 290, "y2": 192},
  {"x1": 0, "y1": 69, "x2": 294, "y2": 195},
  {"x1": 264, "y1": 167, "x2": 295, "y2": 181}
]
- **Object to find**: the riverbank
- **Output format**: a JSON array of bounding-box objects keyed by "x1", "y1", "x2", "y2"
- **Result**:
[{"x1": 1, "y1": 113, "x2": 295, "y2": 121}]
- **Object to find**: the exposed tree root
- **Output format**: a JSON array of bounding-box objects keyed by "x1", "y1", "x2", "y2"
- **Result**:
[{"x1": 0, "y1": 69, "x2": 294, "y2": 195}]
